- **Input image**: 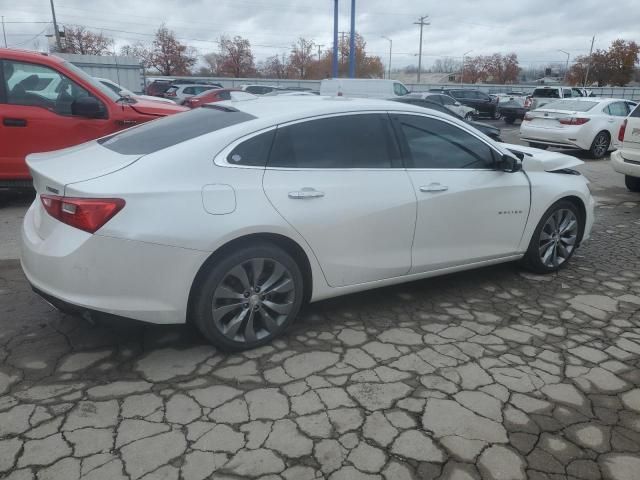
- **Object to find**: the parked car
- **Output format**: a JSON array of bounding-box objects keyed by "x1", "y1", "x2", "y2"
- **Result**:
[
  {"x1": 431, "y1": 88, "x2": 500, "y2": 119},
  {"x1": 22, "y1": 96, "x2": 594, "y2": 350},
  {"x1": 163, "y1": 84, "x2": 220, "y2": 105},
  {"x1": 496, "y1": 94, "x2": 529, "y2": 124},
  {"x1": 392, "y1": 97, "x2": 502, "y2": 142},
  {"x1": 240, "y1": 85, "x2": 284, "y2": 95},
  {"x1": 0, "y1": 48, "x2": 187, "y2": 186},
  {"x1": 520, "y1": 98, "x2": 637, "y2": 158},
  {"x1": 320, "y1": 79, "x2": 410, "y2": 99},
  {"x1": 171, "y1": 79, "x2": 223, "y2": 88},
  {"x1": 527, "y1": 86, "x2": 588, "y2": 110},
  {"x1": 611, "y1": 103, "x2": 640, "y2": 191},
  {"x1": 183, "y1": 88, "x2": 250, "y2": 108},
  {"x1": 146, "y1": 79, "x2": 174, "y2": 97},
  {"x1": 405, "y1": 92, "x2": 477, "y2": 119},
  {"x1": 95, "y1": 77, "x2": 176, "y2": 104}
]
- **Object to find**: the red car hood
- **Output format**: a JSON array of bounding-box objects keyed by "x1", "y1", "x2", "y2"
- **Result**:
[{"x1": 129, "y1": 98, "x2": 188, "y2": 116}]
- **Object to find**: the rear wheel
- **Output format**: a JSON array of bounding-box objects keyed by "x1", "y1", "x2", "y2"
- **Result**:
[
  {"x1": 589, "y1": 131, "x2": 610, "y2": 159},
  {"x1": 492, "y1": 109, "x2": 502, "y2": 120},
  {"x1": 464, "y1": 112, "x2": 474, "y2": 120},
  {"x1": 504, "y1": 116, "x2": 516, "y2": 125},
  {"x1": 192, "y1": 243, "x2": 304, "y2": 351},
  {"x1": 528, "y1": 142, "x2": 549, "y2": 150},
  {"x1": 625, "y1": 175, "x2": 640, "y2": 192},
  {"x1": 521, "y1": 200, "x2": 582, "y2": 274}
]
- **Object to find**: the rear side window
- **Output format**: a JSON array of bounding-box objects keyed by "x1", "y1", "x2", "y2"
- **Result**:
[
  {"x1": 533, "y1": 88, "x2": 560, "y2": 98},
  {"x1": 269, "y1": 114, "x2": 398, "y2": 169},
  {"x1": 99, "y1": 106, "x2": 256, "y2": 155},
  {"x1": 605, "y1": 102, "x2": 629, "y2": 117},
  {"x1": 227, "y1": 130, "x2": 275, "y2": 167}
]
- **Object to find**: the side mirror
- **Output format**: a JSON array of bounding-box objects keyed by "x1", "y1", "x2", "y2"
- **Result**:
[
  {"x1": 498, "y1": 154, "x2": 522, "y2": 173},
  {"x1": 71, "y1": 96, "x2": 104, "y2": 118}
]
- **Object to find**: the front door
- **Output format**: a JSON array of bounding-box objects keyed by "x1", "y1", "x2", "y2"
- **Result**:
[
  {"x1": 392, "y1": 113, "x2": 530, "y2": 273},
  {"x1": 0, "y1": 59, "x2": 111, "y2": 180},
  {"x1": 263, "y1": 113, "x2": 417, "y2": 287}
]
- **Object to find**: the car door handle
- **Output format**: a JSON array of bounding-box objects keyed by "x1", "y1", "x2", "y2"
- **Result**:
[
  {"x1": 288, "y1": 188, "x2": 325, "y2": 199},
  {"x1": 3, "y1": 118, "x2": 27, "y2": 127},
  {"x1": 420, "y1": 183, "x2": 448, "y2": 192}
]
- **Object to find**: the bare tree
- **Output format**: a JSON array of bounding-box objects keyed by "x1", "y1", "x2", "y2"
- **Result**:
[
  {"x1": 144, "y1": 24, "x2": 196, "y2": 76},
  {"x1": 214, "y1": 35, "x2": 255, "y2": 77},
  {"x1": 289, "y1": 38, "x2": 315, "y2": 79},
  {"x1": 259, "y1": 55, "x2": 290, "y2": 79},
  {"x1": 62, "y1": 26, "x2": 113, "y2": 55}
]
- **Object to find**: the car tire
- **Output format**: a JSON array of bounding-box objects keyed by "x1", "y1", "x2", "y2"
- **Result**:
[
  {"x1": 504, "y1": 116, "x2": 516, "y2": 125},
  {"x1": 492, "y1": 110, "x2": 502, "y2": 120},
  {"x1": 528, "y1": 142, "x2": 549, "y2": 150},
  {"x1": 191, "y1": 243, "x2": 304, "y2": 351},
  {"x1": 521, "y1": 200, "x2": 583, "y2": 274},
  {"x1": 589, "y1": 131, "x2": 610, "y2": 159},
  {"x1": 625, "y1": 175, "x2": 640, "y2": 192},
  {"x1": 464, "y1": 112, "x2": 474, "y2": 120}
]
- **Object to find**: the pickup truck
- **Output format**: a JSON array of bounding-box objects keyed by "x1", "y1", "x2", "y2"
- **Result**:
[
  {"x1": 0, "y1": 48, "x2": 187, "y2": 187},
  {"x1": 527, "y1": 86, "x2": 590, "y2": 110}
]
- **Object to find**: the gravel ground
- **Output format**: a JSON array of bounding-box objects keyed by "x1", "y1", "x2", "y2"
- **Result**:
[{"x1": 0, "y1": 128, "x2": 639, "y2": 480}]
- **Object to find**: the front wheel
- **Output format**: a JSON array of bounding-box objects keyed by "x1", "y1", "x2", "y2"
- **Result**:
[
  {"x1": 521, "y1": 200, "x2": 582, "y2": 274},
  {"x1": 192, "y1": 243, "x2": 304, "y2": 350},
  {"x1": 464, "y1": 112, "x2": 474, "y2": 120},
  {"x1": 589, "y1": 131, "x2": 610, "y2": 159},
  {"x1": 625, "y1": 175, "x2": 640, "y2": 192},
  {"x1": 492, "y1": 110, "x2": 502, "y2": 120}
]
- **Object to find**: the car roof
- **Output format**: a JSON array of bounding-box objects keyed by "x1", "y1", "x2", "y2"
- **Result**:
[{"x1": 0, "y1": 48, "x2": 65, "y2": 65}]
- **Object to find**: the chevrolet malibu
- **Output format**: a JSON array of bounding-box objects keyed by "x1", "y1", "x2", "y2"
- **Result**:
[{"x1": 21, "y1": 97, "x2": 595, "y2": 350}]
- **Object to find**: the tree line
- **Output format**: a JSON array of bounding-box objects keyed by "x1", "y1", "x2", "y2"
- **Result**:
[{"x1": 58, "y1": 24, "x2": 384, "y2": 79}]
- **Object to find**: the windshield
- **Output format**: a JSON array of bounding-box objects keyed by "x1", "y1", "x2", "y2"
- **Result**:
[
  {"x1": 542, "y1": 100, "x2": 597, "y2": 112},
  {"x1": 62, "y1": 61, "x2": 120, "y2": 102}
]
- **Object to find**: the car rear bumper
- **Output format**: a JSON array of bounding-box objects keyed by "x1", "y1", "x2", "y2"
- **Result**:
[
  {"x1": 520, "y1": 124, "x2": 590, "y2": 150},
  {"x1": 499, "y1": 106, "x2": 527, "y2": 118},
  {"x1": 21, "y1": 200, "x2": 210, "y2": 324},
  {"x1": 611, "y1": 150, "x2": 640, "y2": 177}
]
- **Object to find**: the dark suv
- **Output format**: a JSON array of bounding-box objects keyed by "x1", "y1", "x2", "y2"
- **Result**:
[{"x1": 430, "y1": 88, "x2": 499, "y2": 119}]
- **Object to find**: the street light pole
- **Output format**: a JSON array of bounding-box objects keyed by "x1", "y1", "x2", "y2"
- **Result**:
[
  {"x1": 49, "y1": 0, "x2": 62, "y2": 52},
  {"x1": 414, "y1": 15, "x2": 429, "y2": 83},
  {"x1": 584, "y1": 36, "x2": 595, "y2": 87},
  {"x1": 1, "y1": 16, "x2": 7, "y2": 48},
  {"x1": 332, "y1": 0, "x2": 338, "y2": 78},
  {"x1": 348, "y1": 0, "x2": 356, "y2": 78},
  {"x1": 558, "y1": 49, "x2": 570, "y2": 83},
  {"x1": 460, "y1": 50, "x2": 472, "y2": 84},
  {"x1": 381, "y1": 36, "x2": 392, "y2": 79}
]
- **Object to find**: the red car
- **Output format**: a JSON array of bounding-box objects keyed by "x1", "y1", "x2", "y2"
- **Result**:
[
  {"x1": 0, "y1": 48, "x2": 188, "y2": 186},
  {"x1": 183, "y1": 88, "x2": 242, "y2": 108}
]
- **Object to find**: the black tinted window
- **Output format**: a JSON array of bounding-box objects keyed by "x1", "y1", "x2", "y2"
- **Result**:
[
  {"x1": 397, "y1": 115, "x2": 496, "y2": 169},
  {"x1": 228, "y1": 130, "x2": 275, "y2": 166},
  {"x1": 219, "y1": 91, "x2": 231, "y2": 100},
  {"x1": 99, "y1": 106, "x2": 256, "y2": 155},
  {"x1": 534, "y1": 89, "x2": 560, "y2": 98},
  {"x1": 269, "y1": 114, "x2": 397, "y2": 168}
]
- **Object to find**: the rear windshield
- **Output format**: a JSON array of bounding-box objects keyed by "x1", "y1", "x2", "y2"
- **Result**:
[
  {"x1": 542, "y1": 100, "x2": 597, "y2": 112},
  {"x1": 98, "y1": 106, "x2": 256, "y2": 155},
  {"x1": 533, "y1": 88, "x2": 560, "y2": 98}
]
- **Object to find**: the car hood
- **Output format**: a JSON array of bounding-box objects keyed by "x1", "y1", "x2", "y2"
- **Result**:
[
  {"x1": 27, "y1": 141, "x2": 141, "y2": 196},
  {"x1": 128, "y1": 98, "x2": 188, "y2": 116},
  {"x1": 501, "y1": 143, "x2": 584, "y2": 172}
]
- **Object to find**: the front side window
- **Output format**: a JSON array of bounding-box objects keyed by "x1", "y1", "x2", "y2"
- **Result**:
[
  {"x1": 227, "y1": 130, "x2": 275, "y2": 167},
  {"x1": 631, "y1": 103, "x2": 640, "y2": 118},
  {"x1": 269, "y1": 114, "x2": 397, "y2": 169},
  {"x1": 394, "y1": 82, "x2": 409, "y2": 96},
  {"x1": 563, "y1": 89, "x2": 572, "y2": 98},
  {"x1": 396, "y1": 114, "x2": 496, "y2": 169},
  {"x1": 2, "y1": 60, "x2": 103, "y2": 116}
]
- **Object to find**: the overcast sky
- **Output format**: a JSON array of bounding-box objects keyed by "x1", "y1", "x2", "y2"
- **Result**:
[{"x1": 2, "y1": 0, "x2": 639, "y2": 70}]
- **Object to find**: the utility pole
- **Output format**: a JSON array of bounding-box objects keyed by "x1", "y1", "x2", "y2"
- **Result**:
[
  {"x1": 332, "y1": 0, "x2": 338, "y2": 78},
  {"x1": 558, "y1": 49, "x2": 570, "y2": 83},
  {"x1": 414, "y1": 15, "x2": 430, "y2": 83},
  {"x1": 49, "y1": 0, "x2": 62, "y2": 52},
  {"x1": 584, "y1": 36, "x2": 595, "y2": 88},
  {"x1": 317, "y1": 44, "x2": 324, "y2": 61},
  {"x1": 381, "y1": 36, "x2": 392, "y2": 79},
  {"x1": 348, "y1": 0, "x2": 356, "y2": 78},
  {"x1": 1, "y1": 16, "x2": 7, "y2": 48},
  {"x1": 460, "y1": 50, "x2": 472, "y2": 84}
]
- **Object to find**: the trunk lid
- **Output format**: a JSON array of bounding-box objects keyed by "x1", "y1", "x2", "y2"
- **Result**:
[
  {"x1": 501, "y1": 143, "x2": 584, "y2": 172},
  {"x1": 26, "y1": 141, "x2": 142, "y2": 196}
]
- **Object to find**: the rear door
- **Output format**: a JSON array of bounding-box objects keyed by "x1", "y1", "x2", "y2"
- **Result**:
[
  {"x1": 262, "y1": 113, "x2": 417, "y2": 287},
  {"x1": 0, "y1": 59, "x2": 112, "y2": 181},
  {"x1": 391, "y1": 113, "x2": 529, "y2": 272}
]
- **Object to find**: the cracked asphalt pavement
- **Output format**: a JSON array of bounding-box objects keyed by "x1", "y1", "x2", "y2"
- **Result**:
[{"x1": 1, "y1": 135, "x2": 640, "y2": 479}]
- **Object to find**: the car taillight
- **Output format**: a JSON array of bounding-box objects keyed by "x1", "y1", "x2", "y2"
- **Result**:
[
  {"x1": 558, "y1": 117, "x2": 590, "y2": 125},
  {"x1": 41, "y1": 195, "x2": 125, "y2": 233},
  {"x1": 523, "y1": 113, "x2": 534, "y2": 121},
  {"x1": 619, "y1": 119, "x2": 627, "y2": 142}
]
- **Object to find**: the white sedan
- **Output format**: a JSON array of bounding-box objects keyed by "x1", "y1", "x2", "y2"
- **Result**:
[
  {"x1": 22, "y1": 97, "x2": 594, "y2": 350},
  {"x1": 405, "y1": 93, "x2": 477, "y2": 119},
  {"x1": 520, "y1": 98, "x2": 637, "y2": 158}
]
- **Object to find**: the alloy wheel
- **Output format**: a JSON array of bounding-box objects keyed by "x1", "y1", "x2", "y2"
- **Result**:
[
  {"x1": 212, "y1": 258, "x2": 295, "y2": 343},
  {"x1": 592, "y1": 133, "x2": 609, "y2": 158},
  {"x1": 538, "y1": 209, "x2": 578, "y2": 268}
]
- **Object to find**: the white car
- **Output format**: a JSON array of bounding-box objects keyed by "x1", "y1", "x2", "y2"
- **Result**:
[
  {"x1": 405, "y1": 92, "x2": 477, "y2": 119},
  {"x1": 520, "y1": 98, "x2": 638, "y2": 158},
  {"x1": 164, "y1": 84, "x2": 219, "y2": 104},
  {"x1": 21, "y1": 97, "x2": 594, "y2": 350},
  {"x1": 95, "y1": 77, "x2": 176, "y2": 104},
  {"x1": 611, "y1": 103, "x2": 640, "y2": 191}
]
